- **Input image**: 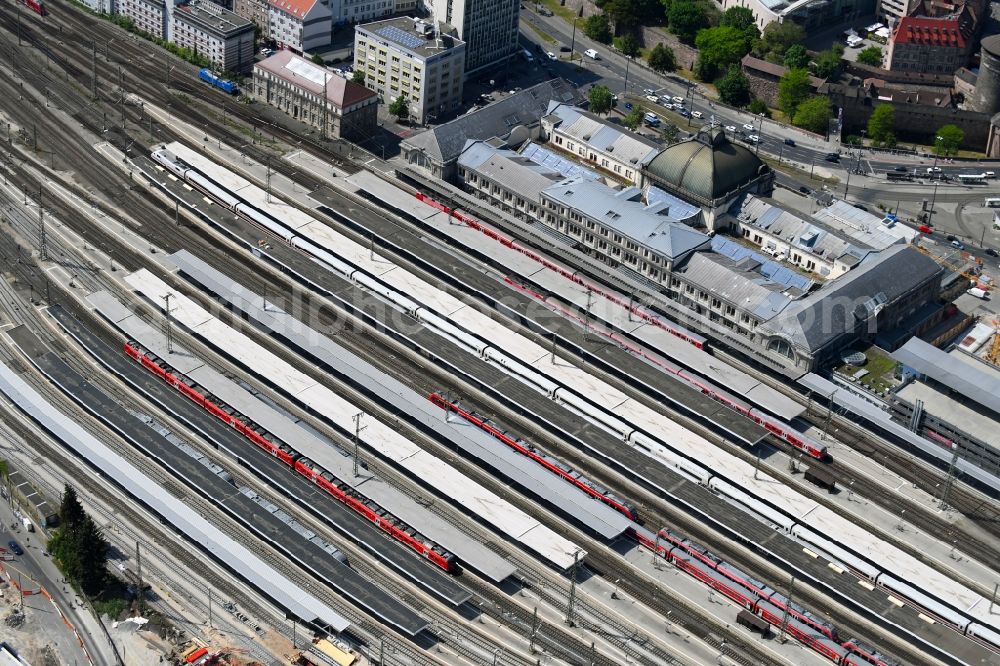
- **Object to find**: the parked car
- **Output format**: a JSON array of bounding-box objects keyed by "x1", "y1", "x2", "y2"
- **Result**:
[
  {"x1": 536, "y1": 4, "x2": 554, "y2": 15},
  {"x1": 724, "y1": 125, "x2": 737, "y2": 133},
  {"x1": 798, "y1": 185, "x2": 811, "y2": 194},
  {"x1": 643, "y1": 88, "x2": 656, "y2": 96},
  {"x1": 672, "y1": 96, "x2": 683, "y2": 104},
  {"x1": 742, "y1": 123, "x2": 755, "y2": 131},
  {"x1": 645, "y1": 95, "x2": 660, "y2": 103},
  {"x1": 952, "y1": 240, "x2": 964, "y2": 249},
  {"x1": 677, "y1": 108, "x2": 690, "y2": 117},
  {"x1": 584, "y1": 48, "x2": 600, "y2": 59},
  {"x1": 623, "y1": 102, "x2": 633, "y2": 111},
  {"x1": 747, "y1": 134, "x2": 760, "y2": 143},
  {"x1": 783, "y1": 138, "x2": 795, "y2": 146},
  {"x1": 643, "y1": 112, "x2": 661, "y2": 126},
  {"x1": 546, "y1": 51, "x2": 557, "y2": 60},
  {"x1": 946, "y1": 234, "x2": 958, "y2": 242},
  {"x1": 7, "y1": 541, "x2": 23, "y2": 556},
  {"x1": 986, "y1": 248, "x2": 999, "y2": 257},
  {"x1": 691, "y1": 110, "x2": 703, "y2": 118}
]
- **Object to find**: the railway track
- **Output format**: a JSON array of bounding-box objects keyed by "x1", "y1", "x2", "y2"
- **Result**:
[{"x1": 0, "y1": 2, "x2": 984, "y2": 660}]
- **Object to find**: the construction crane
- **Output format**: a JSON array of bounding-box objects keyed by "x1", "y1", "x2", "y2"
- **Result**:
[{"x1": 914, "y1": 243, "x2": 984, "y2": 286}]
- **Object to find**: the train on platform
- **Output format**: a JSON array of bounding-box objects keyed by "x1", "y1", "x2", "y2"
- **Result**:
[
  {"x1": 414, "y1": 192, "x2": 829, "y2": 462},
  {"x1": 123, "y1": 340, "x2": 459, "y2": 573},
  {"x1": 429, "y1": 393, "x2": 639, "y2": 521},
  {"x1": 148, "y1": 146, "x2": 1000, "y2": 658},
  {"x1": 198, "y1": 68, "x2": 237, "y2": 95},
  {"x1": 22, "y1": 0, "x2": 46, "y2": 16}
]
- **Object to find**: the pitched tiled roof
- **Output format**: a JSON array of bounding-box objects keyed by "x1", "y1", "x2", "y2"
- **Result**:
[
  {"x1": 255, "y1": 50, "x2": 377, "y2": 108},
  {"x1": 892, "y1": 15, "x2": 970, "y2": 48},
  {"x1": 268, "y1": 0, "x2": 317, "y2": 19}
]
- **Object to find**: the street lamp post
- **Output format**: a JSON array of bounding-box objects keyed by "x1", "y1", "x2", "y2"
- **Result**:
[
  {"x1": 570, "y1": 17, "x2": 582, "y2": 62},
  {"x1": 623, "y1": 55, "x2": 631, "y2": 97}
]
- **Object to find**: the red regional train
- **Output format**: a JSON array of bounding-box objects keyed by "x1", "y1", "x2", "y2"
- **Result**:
[
  {"x1": 22, "y1": 0, "x2": 46, "y2": 16},
  {"x1": 124, "y1": 341, "x2": 459, "y2": 572}
]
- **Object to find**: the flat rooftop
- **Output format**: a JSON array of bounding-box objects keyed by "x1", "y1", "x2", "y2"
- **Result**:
[
  {"x1": 357, "y1": 17, "x2": 463, "y2": 59},
  {"x1": 896, "y1": 379, "x2": 997, "y2": 448},
  {"x1": 174, "y1": 0, "x2": 253, "y2": 36},
  {"x1": 892, "y1": 337, "x2": 1000, "y2": 416}
]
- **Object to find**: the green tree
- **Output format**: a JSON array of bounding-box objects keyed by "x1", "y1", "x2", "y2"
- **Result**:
[
  {"x1": 600, "y1": 0, "x2": 662, "y2": 28},
  {"x1": 693, "y1": 57, "x2": 718, "y2": 82},
  {"x1": 583, "y1": 14, "x2": 613, "y2": 44},
  {"x1": 748, "y1": 98, "x2": 771, "y2": 117},
  {"x1": 588, "y1": 84, "x2": 615, "y2": 115},
  {"x1": 613, "y1": 34, "x2": 641, "y2": 58},
  {"x1": 792, "y1": 96, "x2": 831, "y2": 133},
  {"x1": 59, "y1": 483, "x2": 86, "y2": 530},
  {"x1": 755, "y1": 21, "x2": 805, "y2": 61},
  {"x1": 856, "y1": 45, "x2": 883, "y2": 67},
  {"x1": 389, "y1": 95, "x2": 409, "y2": 122},
  {"x1": 695, "y1": 26, "x2": 753, "y2": 75},
  {"x1": 777, "y1": 68, "x2": 812, "y2": 117},
  {"x1": 716, "y1": 67, "x2": 751, "y2": 106},
  {"x1": 782, "y1": 44, "x2": 809, "y2": 70},
  {"x1": 867, "y1": 104, "x2": 896, "y2": 146},
  {"x1": 935, "y1": 124, "x2": 964, "y2": 155},
  {"x1": 720, "y1": 6, "x2": 756, "y2": 33},
  {"x1": 310, "y1": 54, "x2": 325, "y2": 65},
  {"x1": 622, "y1": 105, "x2": 645, "y2": 130},
  {"x1": 668, "y1": 1, "x2": 710, "y2": 44},
  {"x1": 351, "y1": 70, "x2": 366, "y2": 84},
  {"x1": 813, "y1": 48, "x2": 843, "y2": 79},
  {"x1": 647, "y1": 43, "x2": 677, "y2": 73}
]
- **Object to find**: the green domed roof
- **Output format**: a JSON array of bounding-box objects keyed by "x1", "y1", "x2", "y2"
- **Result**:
[{"x1": 644, "y1": 129, "x2": 769, "y2": 203}]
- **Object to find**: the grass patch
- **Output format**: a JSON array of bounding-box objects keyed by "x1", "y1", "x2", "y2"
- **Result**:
[
  {"x1": 535, "y1": 0, "x2": 577, "y2": 22},
  {"x1": 759, "y1": 154, "x2": 840, "y2": 185},
  {"x1": 524, "y1": 21, "x2": 558, "y2": 45},
  {"x1": 92, "y1": 577, "x2": 130, "y2": 621},
  {"x1": 836, "y1": 346, "x2": 898, "y2": 394}
]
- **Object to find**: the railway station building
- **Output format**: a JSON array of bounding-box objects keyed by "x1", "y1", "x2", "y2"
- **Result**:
[
  {"x1": 252, "y1": 50, "x2": 378, "y2": 140},
  {"x1": 354, "y1": 17, "x2": 466, "y2": 126}
]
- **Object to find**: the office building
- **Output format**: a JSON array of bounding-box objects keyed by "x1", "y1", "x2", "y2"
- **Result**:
[
  {"x1": 173, "y1": 0, "x2": 256, "y2": 73},
  {"x1": 427, "y1": 0, "x2": 520, "y2": 75},
  {"x1": 354, "y1": 17, "x2": 465, "y2": 125},
  {"x1": 268, "y1": 0, "x2": 332, "y2": 53},
  {"x1": 253, "y1": 50, "x2": 378, "y2": 139},
  {"x1": 117, "y1": 0, "x2": 168, "y2": 38}
]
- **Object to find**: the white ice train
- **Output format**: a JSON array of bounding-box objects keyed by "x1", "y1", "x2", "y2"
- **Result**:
[{"x1": 150, "y1": 147, "x2": 1000, "y2": 656}]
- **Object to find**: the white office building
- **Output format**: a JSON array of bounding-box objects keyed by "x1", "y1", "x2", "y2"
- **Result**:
[
  {"x1": 426, "y1": 0, "x2": 519, "y2": 75},
  {"x1": 355, "y1": 17, "x2": 466, "y2": 125},
  {"x1": 268, "y1": 0, "x2": 332, "y2": 53}
]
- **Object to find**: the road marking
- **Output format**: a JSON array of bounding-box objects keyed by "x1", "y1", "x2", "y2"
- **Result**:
[{"x1": 887, "y1": 595, "x2": 904, "y2": 607}]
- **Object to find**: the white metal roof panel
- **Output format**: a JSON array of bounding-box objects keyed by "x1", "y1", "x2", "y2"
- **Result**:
[
  {"x1": 125, "y1": 269, "x2": 213, "y2": 328},
  {"x1": 347, "y1": 170, "x2": 441, "y2": 221},
  {"x1": 892, "y1": 338, "x2": 1000, "y2": 417},
  {"x1": 170, "y1": 249, "x2": 625, "y2": 541},
  {"x1": 92, "y1": 290, "x2": 518, "y2": 582},
  {"x1": 0, "y1": 361, "x2": 351, "y2": 633},
  {"x1": 86, "y1": 290, "x2": 136, "y2": 324},
  {"x1": 125, "y1": 269, "x2": 580, "y2": 570}
]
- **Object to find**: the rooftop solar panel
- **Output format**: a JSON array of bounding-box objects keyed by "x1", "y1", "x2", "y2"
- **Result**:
[
  {"x1": 520, "y1": 142, "x2": 600, "y2": 181},
  {"x1": 377, "y1": 25, "x2": 425, "y2": 50}
]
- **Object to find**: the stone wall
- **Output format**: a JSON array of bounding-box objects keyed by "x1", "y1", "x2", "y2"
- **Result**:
[
  {"x1": 745, "y1": 71, "x2": 780, "y2": 107},
  {"x1": 639, "y1": 26, "x2": 698, "y2": 70},
  {"x1": 830, "y1": 94, "x2": 991, "y2": 150}
]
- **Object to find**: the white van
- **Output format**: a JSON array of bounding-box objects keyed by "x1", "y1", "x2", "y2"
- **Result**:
[{"x1": 584, "y1": 49, "x2": 600, "y2": 60}]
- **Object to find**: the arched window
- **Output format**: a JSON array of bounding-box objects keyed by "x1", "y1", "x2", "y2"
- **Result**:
[{"x1": 767, "y1": 337, "x2": 794, "y2": 359}]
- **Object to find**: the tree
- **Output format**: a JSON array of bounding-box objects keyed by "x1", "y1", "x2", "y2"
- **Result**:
[
  {"x1": 600, "y1": 0, "x2": 662, "y2": 29},
  {"x1": 693, "y1": 57, "x2": 718, "y2": 82},
  {"x1": 856, "y1": 45, "x2": 883, "y2": 67},
  {"x1": 647, "y1": 43, "x2": 677, "y2": 73},
  {"x1": 389, "y1": 95, "x2": 409, "y2": 122},
  {"x1": 792, "y1": 96, "x2": 831, "y2": 133},
  {"x1": 351, "y1": 70, "x2": 366, "y2": 84},
  {"x1": 812, "y1": 48, "x2": 843, "y2": 79},
  {"x1": 310, "y1": 54, "x2": 325, "y2": 65},
  {"x1": 59, "y1": 483, "x2": 86, "y2": 530},
  {"x1": 720, "y1": 6, "x2": 755, "y2": 33},
  {"x1": 49, "y1": 487, "x2": 110, "y2": 597},
  {"x1": 582, "y1": 14, "x2": 613, "y2": 44},
  {"x1": 777, "y1": 68, "x2": 812, "y2": 118},
  {"x1": 623, "y1": 105, "x2": 645, "y2": 130},
  {"x1": 748, "y1": 98, "x2": 771, "y2": 117},
  {"x1": 716, "y1": 67, "x2": 751, "y2": 106},
  {"x1": 588, "y1": 84, "x2": 614, "y2": 116},
  {"x1": 668, "y1": 1, "x2": 710, "y2": 44},
  {"x1": 613, "y1": 34, "x2": 641, "y2": 59},
  {"x1": 755, "y1": 21, "x2": 805, "y2": 61},
  {"x1": 782, "y1": 45, "x2": 809, "y2": 70},
  {"x1": 695, "y1": 26, "x2": 753, "y2": 75},
  {"x1": 867, "y1": 104, "x2": 896, "y2": 146},
  {"x1": 935, "y1": 124, "x2": 965, "y2": 155}
]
